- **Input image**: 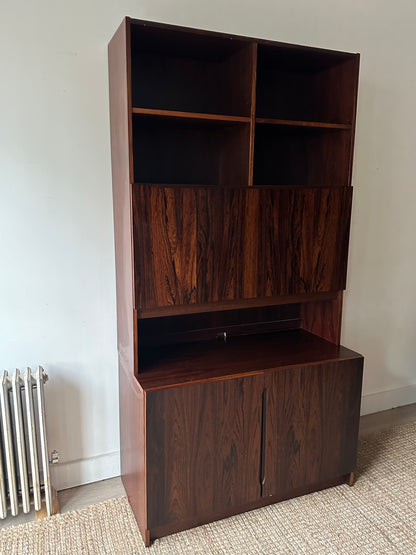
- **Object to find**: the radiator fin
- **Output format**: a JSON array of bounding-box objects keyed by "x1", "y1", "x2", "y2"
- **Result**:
[{"x1": 0, "y1": 366, "x2": 52, "y2": 518}]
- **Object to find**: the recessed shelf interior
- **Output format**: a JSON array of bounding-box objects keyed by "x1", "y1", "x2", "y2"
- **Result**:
[
  {"x1": 253, "y1": 124, "x2": 351, "y2": 187},
  {"x1": 133, "y1": 114, "x2": 250, "y2": 185},
  {"x1": 256, "y1": 43, "x2": 358, "y2": 124},
  {"x1": 137, "y1": 328, "x2": 359, "y2": 390},
  {"x1": 130, "y1": 23, "x2": 253, "y2": 116}
]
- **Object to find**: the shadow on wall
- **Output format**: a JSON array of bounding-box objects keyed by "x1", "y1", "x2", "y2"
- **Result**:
[
  {"x1": 43, "y1": 364, "x2": 84, "y2": 489},
  {"x1": 42, "y1": 362, "x2": 120, "y2": 491}
]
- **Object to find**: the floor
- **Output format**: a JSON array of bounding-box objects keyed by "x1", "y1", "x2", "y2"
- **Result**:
[{"x1": 1, "y1": 403, "x2": 415, "y2": 530}]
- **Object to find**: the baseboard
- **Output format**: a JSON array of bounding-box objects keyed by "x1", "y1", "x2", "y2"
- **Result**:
[
  {"x1": 361, "y1": 384, "x2": 416, "y2": 416},
  {"x1": 51, "y1": 451, "x2": 120, "y2": 491}
]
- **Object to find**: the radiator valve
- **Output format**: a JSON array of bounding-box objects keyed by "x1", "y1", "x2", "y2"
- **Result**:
[{"x1": 49, "y1": 450, "x2": 60, "y2": 464}]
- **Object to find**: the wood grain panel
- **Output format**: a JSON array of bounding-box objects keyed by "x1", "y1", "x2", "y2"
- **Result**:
[
  {"x1": 197, "y1": 188, "x2": 247, "y2": 302},
  {"x1": 284, "y1": 187, "x2": 352, "y2": 293},
  {"x1": 264, "y1": 358, "x2": 363, "y2": 497},
  {"x1": 138, "y1": 291, "x2": 337, "y2": 318},
  {"x1": 133, "y1": 185, "x2": 197, "y2": 309},
  {"x1": 138, "y1": 329, "x2": 362, "y2": 391},
  {"x1": 108, "y1": 18, "x2": 135, "y2": 372},
  {"x1": 119, "y1": 369, "x2": 148, "y2": 544},
  {"x1": 146, "y1": 375, "x2": 264, "y2": 530},
  {"x1": 198, "y1": 187, "x2": 352, "y2": 305},
  {"x1": 301, "y1": 292, "x2": 343, "y2": 344}
]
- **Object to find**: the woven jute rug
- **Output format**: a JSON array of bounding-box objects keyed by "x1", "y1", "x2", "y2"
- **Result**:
[{"x1": 1, "y1": 421, "x2": 416, "y2": 554}]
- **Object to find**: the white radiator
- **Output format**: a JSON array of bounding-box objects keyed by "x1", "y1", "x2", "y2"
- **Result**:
[{"x1": 0, "y1": 366, "x2": 52, "y2": 519}]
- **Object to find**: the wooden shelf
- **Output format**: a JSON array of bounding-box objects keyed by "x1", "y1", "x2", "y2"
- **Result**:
[
  {"x1": 255, "y1": 117, "x2": 351, "y2": 130},
  {"x1": 137, "y1": 291, "x2": 338, "y2": 319},
  {"x1": 137, "y1": 329, "x2": 362, "y2": 391},
  {"x1": 132, "y1": 107, "x2": 250, "y2": 123}
]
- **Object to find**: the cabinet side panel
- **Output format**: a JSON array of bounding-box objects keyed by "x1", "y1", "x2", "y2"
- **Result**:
[
  {"x1": 119, "y1": 370, "x2": 147, "y2": 540},
  {"x1": 264, "y1": 358, "x2": 363, "y2": 497},
  {"x1": 109, "y1": 19, "x2": 134, "y2": 373},
  {"x1": 146, "y1": 375, "x2": 263, "y2": 531},
  {"x1": 300, "y1": 292, "x2": 343, "y2": 344}
]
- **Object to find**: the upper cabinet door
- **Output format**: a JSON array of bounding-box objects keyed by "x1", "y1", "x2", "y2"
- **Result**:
[
  {"x1": 133, "y1": 185, "x2": 352, "y2": 311},
  {"x1": 197, "y1": 186, "x2": 353, "y2": 303},
  {"x1": 132, "y1": 185, "x2": 197, "y2": 309}
]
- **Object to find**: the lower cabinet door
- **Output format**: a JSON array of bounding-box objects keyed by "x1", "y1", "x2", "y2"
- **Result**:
[
  {"x1": 146, "y1": 374, "x2": 264, "y2": 532},
  {"x1": 263, "y1": 358, "x2": 363, "y2": 498}
]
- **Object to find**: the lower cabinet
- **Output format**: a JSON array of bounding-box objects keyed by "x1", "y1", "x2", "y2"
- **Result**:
[
  {"x1": 146, "y1": 374, "x2": 264, "y2": 534},
  {"x1": 264, "y1": 360, "x2": 363, "y2": 498},
  {"x1": 145, "y1": 357, "x2": 363, "y2": 540}
]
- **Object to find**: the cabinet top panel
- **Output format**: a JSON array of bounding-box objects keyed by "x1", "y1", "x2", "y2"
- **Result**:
[
  {"x1": 137, "y1": 329, "x2": 363, "y2": 391},
  {"x1": 128, "y1": 17, "x2": 359, "y2": 61}
]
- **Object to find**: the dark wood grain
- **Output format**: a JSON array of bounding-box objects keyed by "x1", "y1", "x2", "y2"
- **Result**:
[
  {"x1": 138, "y1": 304, "x2": 300, "y2": 348},
  {"x1": 109, "y1": 20, "x2": 148, "y2": 543},
  {"x1": 197, "y1": 188, "x2": 246, "y2": 302},
  {"x1": 264, "y1": 358, "x2": 363, "y2": 497},
  {"x1": 133, "y1": 185, "x2": 197, "y2": 309},
  {"x1": 256, "y1": 117, "x2": 351, "y2": 129},
  {"x1": 146, "y1": 375, "x2": 264, "y2": 530},
  {"x1": 248, "y1": 42, "x2": 258, "y2": 186},
  {"x1": 134, "y1": 185, "x2": 351, "y2": 312},
  {"x1": 108, "y1": 18, "x2": 135, "y2": 371},
  {"x1": 109, "y1": 17, "x2": 363, "y2": 546},
  {"x1": 138, "y1": 291, "x2": 337, "y2": 318},
  {"x1": 137, "y1": 329, "x2": 362, "y2": 391},
  {"x1": 197, "y1": 187, "x2": 352, "y2": 304},
  {"x1": 131, "y1": 107, "x2": 250, "y2": 122},
  {"x1": 301, "y1": 292, "x2": 343, "y2": 344},
  {"x1": 119, "y1": 370, "x2": 148, "y2": 544}
]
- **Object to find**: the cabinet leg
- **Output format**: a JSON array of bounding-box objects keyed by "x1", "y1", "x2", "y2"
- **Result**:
[
  {"x1": 144, "y1": 529, "x2": 151, "y2": 547},
  {"x1": 348, "y1": 471, "x2": 355, "y2": 486}
]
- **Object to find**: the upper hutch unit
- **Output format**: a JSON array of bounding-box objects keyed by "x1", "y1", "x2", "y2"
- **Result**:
[{"x1": 109, "y1": 17, "x2": 363, "y2": 547}]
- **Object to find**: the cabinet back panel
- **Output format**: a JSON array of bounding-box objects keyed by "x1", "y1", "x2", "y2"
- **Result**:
[
  {"x1": 138, "y1": 304, "x2": 300, "y2": 349},
  {"x1": 253, "y1": 126, "x2": 351, "y2": 187},
  {"x1": 131, "y1": 24, "x2": 253, "y2": 116},
  {"x1": 256, "y1": 45, "x2": 358, "y2": 124},
  {"x1": 133, "y1": 117, "x2": 250, "y2": 185}
]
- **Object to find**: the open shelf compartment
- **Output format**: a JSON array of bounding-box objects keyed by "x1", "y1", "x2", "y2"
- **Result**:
[
  {"x1": 256, "y1": 43, "x2": 359, "y2": 125},
  {"x1": 253, "y1": 123, "x2": 352, "y2": 187},
  {"x1": 130, "y1": 21, "x2": 255, "y2": 117},
  {"x1": 133, "y1": 114, "x2": 251, "y2": 185}
]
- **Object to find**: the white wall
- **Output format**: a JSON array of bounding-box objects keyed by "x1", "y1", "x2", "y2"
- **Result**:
[{"x1": 1, "y1": 0, "x2": 415, "y2": 489}]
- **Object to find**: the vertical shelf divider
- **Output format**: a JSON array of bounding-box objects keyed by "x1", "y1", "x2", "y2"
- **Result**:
[{"x1": 248, "y1": 42, "x2": 258, "y2": 187}]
